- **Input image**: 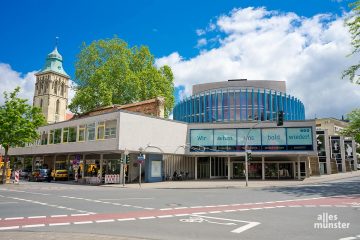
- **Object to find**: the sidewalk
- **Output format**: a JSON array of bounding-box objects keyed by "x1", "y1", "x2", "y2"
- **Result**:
[{"x1": 102, "y1": 170, "x2": 360, "y2": 189}]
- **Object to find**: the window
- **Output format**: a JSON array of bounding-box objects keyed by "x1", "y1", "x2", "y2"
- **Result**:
[
  {"x1": 56, "y1": 100, "x2": 60, "y2": 114},
  {"x1": 87, "y1": 123, "x2": 95, "y2": 141},
  {"x1": 97, "y1": 121, "x2": 105, "y2": 140},
  {"x1": 54, "y1": 128, "x2": 62, "y2": 144},
  {"x1": 40, "y1": 99, "x2": 43, "y2": 109},
  {"x1": 78, "y1": 125, "x2": 86, "y2": 142},
  {"x1": 41, "y1": 131, "x2": 48, "y2": 145},
  {"x1": 105, "y1": 120, "x2": 117, "y2": 139},
  {"x1": 62, "y1": 127, "x2": 69, "y2": 143},
  {"x1": 49, "y1": 130, "x2": 54, "y2": 144},
  {"x1": 68, "y1": 127, "x2": 77, "y2": 142}
]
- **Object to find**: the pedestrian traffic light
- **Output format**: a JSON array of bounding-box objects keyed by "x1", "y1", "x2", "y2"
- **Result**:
[
  {"x1": 246, "y1": 151, "x2": 252, "y2": 161},
  {"x1": 277, "y1": 110, "x2": 284, "y2": 126}
]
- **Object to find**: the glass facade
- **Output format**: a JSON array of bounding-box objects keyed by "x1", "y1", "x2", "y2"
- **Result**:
[{"x1": 173, "y1": 88, "x2": 305, "y2": 123}]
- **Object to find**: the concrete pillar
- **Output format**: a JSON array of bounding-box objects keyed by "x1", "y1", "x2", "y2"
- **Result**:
[
  {"x1": 227, "y1": 156, "x2": 230, "y2": 180},
  {"x1": 293, "y1": 161, "x2": 296, "y2": 179},
  {"x1": 306, "y1": 156, "x2": 310, "y2": 178},
  {"x1": 262, "y1": 156, "x2": 265, "y2": 180},
  {"x1": 277, "y1": 162, "x2": 279, "y2": 180},
  {"x1": 209, "y1": 156, "x2": 212, "y2": 179},
  {"x1": 297, "y1": 156, "x2": 301, "y2": 180},
  {"x1": 99, "y1": 154, "x2": 103, "y2": 183},
  {"x1": 352, "y1": 140, "x2": 358, "y2": 171},
  {"x1": 340, "y1": 136, "x2": 346, "y2": 173},
  {"x1": 82, "y1": 154, "x2": 85, "y2": 179},
  {"x1": 194, "y1": 157, "x2": 198, "y2": 180},
  {"x1": 324, "y1": 130, "x2": 331, "y2": 174}
]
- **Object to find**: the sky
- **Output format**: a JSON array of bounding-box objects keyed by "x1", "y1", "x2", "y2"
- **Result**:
[{"x1": 0, "y1": 0, "x2": 359, "y2": 119}]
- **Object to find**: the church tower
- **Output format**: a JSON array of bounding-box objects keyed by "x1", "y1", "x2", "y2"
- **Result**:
[{"x1": 33, "y1": 45, "x2": 70, "y2": 123}]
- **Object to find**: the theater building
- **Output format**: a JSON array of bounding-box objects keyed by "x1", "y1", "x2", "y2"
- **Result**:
[{"x1": 0, "y1": 47, "x2": 357, "y2": 184}]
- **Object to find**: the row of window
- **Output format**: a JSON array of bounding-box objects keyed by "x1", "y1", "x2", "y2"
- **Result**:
[{"x1": 36, "y1": 120, "x2": 117, "y2": 146}]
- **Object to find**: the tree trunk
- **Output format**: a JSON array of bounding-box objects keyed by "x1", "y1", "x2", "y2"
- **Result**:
[{"x1": 1, "y1": 146, "x2": 8, "y2": 184}]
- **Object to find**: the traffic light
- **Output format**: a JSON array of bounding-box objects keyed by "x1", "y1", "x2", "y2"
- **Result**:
[
  {"x1": 246, "y1": 151, "x2": 252, "y2": 161},
  {"x1": 277, "y1": 110, "x2": 284, "y2": 126},
  {"x1": 125, "y1": 154, "x2": 130, "y2": 164}
]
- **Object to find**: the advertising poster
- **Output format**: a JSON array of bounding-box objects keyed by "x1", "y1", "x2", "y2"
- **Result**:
[
  {"x1": 190, "y1": 129, "x2": 213, "y2": 147},
  {"x1": 330, "y1": 136, "x2": 341, "y2": 159},
  {"x1": 237, "y1": 128, "x2": 261, "y2": 150},
  {"x1": 214, "y1": 129, "x2": 236, "y2": 146},
  {"x1": 262, "y1": 128, "x2": 286, "y2": 150},
  {"x1": 316, "y1": 130, "x2": 326, "y2": 157},
  {"x1": 287, "y1": 127, "x2": 313, "y2": 150},
  {"x1": 344, "y1": 140, "x2": 353, "y2": 159}
]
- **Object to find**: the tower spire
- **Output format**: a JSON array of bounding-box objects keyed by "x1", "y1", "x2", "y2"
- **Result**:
[{"x1": 55, "y1": 36, "x2": 59, "y2": 49}]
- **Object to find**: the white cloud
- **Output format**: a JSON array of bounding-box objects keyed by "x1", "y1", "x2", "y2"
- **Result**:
[
  {"x1": 196, "y1": 38, "x2": 207, "y2": 48},
  {"x1": 0, "y1": 63, "x2": 75, "y2": 108},
  {"x1": 156, "y1": 7, "x2": 360, "y2": 119}
]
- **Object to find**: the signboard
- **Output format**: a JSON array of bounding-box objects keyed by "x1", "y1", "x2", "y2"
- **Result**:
[
  {"x1": 287, "y1": 128, "x2": 312, "y2": 145},
  {"x1": 190, "y1": 130, "x2": 213, "y2": 146},
  {"x1": 261, "y1": 128, "x2": 286, "y2": 146},
  {"x1": 151, "y1": 161, "x2": 161, "y2": 177},
  {"x1": 137, "y1": 154, "x2": 145, "y2": 164},
  {"x1": 237, "y1": 129, "x2": 261, "y2": 146},
  {"x1": 214, "y1": 129, "x2": 236, "y2": 146},
  {"x1": 189, "y1": 127, "x2": 314, "y2": 152}
]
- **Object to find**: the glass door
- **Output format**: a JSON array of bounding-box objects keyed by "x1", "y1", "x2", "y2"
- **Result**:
[{"x1": 233, "y1": 162, "x2": 244, "y2": 179}]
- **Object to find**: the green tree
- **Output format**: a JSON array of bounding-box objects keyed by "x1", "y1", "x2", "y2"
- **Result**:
[
  {"x1": 69, "y1": 37, "x2": 175, "y2": 117},
  {"x1": 343, "y1": 0, "x2": 360, "y2": 83},
  {"x1": 0, "y1": 87, "x2": 46, "y2": 184},
  {"x1": 341, "y1": 109, "x2": 360, "y2": 143}
]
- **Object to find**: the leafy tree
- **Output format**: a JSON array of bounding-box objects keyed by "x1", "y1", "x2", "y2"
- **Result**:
[
  {"x1": 343, "y1": 0, "x2": 360, "y2": 83},
  {"x1": 69, "y1": 37, "x2": 175, "y2": 117},
  {"x1": 0, "y1": 87, "x2": 46, "y2": 184},
  {"x1": 341, "y1": 109, "x2": 360, "y2": 143}
]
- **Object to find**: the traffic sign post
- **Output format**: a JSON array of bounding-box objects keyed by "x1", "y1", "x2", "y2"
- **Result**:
[{"x1": 137, "y1": 154, "x2": 145, "y2": 187}]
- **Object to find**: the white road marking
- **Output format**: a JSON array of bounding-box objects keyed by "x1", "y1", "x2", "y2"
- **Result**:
[
  {"x1": 263, "y1": 207, "x2": 276, "y2": 209},
  {"x1": 334, "y1": 205, "x2": 347, "y2": 207},
  {"x1": 22, "y1": 224, "x2": 45, "y2": 228},
  {"x1": 51, "y1": 215, "x2": 67, "y2": 218},
  {"x1": 304, "y1": 205, "x2": 316, "y2": 207},
  {"x1": 209, "y1": 211, "x2": 222, "y2": 214},
  {"x1": 276, "y1": 206, "x2": 286, "y2": 208},
  {"x1": 28, "y1": 216, "x2": 46, "y2": 219},
  {"x1": 139, "y1": 216, "x2": 156, "y2": 220},
  {"x1": 224, "y1": 210, "x2": 236, "y2": 213},
  {"x1": 160, "y1": 208, "x2": 173, "y2": 211},
  {"x1": 5, "y1": 217, "x2": 24, "y2": 220},
  {"x1": 192, "y1": 212, "x2": 207, "y2": 215},
  {"x1": 320, "y1": 205, "x2": 332, "y2": 207},
  {"x1": 144, "y1": 208, "x2": 155, "y2": 210},
  {"x1": 71, "y1": 213, "x2": 90, "y2": 217},
  {"x1": 339, "y1": 237, "x2": 357, "y2": 240},
  {"x1": 238, "y1": 209, "x2": 250, "y2": 211},
  {"x1": 49, "y1": 222, "x2": 71, "y2": 226},
  {"x1": 289, "y1": 205, "x2": 301, "y2": 207},
  {"x1": 117, "y1": 218, "x2": 136, "y2": 221},
  {"x1": 232, "y1": 222, "x2": 261, "y2": 234},
  {"x1": 74, "y1": 221, "x2": 93, "y2": 225},
  {"x1": 157, "y1": 215, "x2": 174, "y2": 218},
  {"x1": 251, "y1": 208, "x2": 263, "y2": 210},
  {"x1": 174, "y1": 207, "x2": 188, "y2": 209},
  {"x1": 0, "y1": 226, "x2": 19, "y2": 230},
  {"x1": 95, "y1": 219, "x2": 115, "y2": 223},
  {"x1": 175, "y1": 214, "x2": 190, "y2": 217}
]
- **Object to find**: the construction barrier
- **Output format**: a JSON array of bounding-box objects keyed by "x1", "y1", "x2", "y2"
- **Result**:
[
  {"x1": 14, "y1": 170, "x2": 19, "y2": 184},
  {"x1": 105, "y1": 174, "x2": 120, "y2": 184}
]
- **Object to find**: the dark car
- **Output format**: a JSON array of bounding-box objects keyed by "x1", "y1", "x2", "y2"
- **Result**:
[
  {"x1": 29, "y1": 169, "x2": 51, "y2": 182},
  {"x1": 19, "y1": 169, "x2": 32, "y2": 180}
]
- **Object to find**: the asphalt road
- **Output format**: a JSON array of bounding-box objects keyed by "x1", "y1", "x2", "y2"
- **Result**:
[{"x1": 0, "y1": 177, "x2": 359, "y2": 240}]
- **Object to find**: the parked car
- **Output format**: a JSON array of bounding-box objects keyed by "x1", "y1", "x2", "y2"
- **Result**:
[
  {"x1": 51, "y1": 169, "x2": 68, "y2": 180},
  {"x1": 29, "y1": 169, "x2": 51, "y2": 182},
  {"x1": 19, "y1": 169, "x2": 32, "y2": 180}
]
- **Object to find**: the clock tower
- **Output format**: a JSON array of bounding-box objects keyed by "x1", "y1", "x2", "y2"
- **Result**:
[{"x1": 33, "y1": 46, "x2": 70, "y2": 123}]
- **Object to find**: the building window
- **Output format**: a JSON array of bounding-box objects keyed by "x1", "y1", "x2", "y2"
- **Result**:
[
  {"x1": 68, "y1": 127, "x2": 77, "y2": 142},
  {"x1": 62, "y1": 127, "x2": 69, "y2": 143},
  {"x1": 105, "y1": 120, "x2": 117, "y2": 139},
  {"x1": 97, "y1": 121, "x2": 105, "y2": 140},
  {"x1": 87, "y1": 123, "x2": 95, "y2": 141},
  {"x1": 41, "y1": 131, "x2": 48, "y2": 145},
  {"x1": 78, "y1": 125, "x2": 86, "y2": 142},
  {"x1": 49, "y1": 130, "x2": 54, "y2": 144},
  {"x1": 54, "y1": 128, "x2": 62, "y2": 144},
  {"x1": 56, "y1": 99, "x2": 60, "y2": 114},
  {"x1": 40, "y1": 99, "x2": 43, "y2": 109}
]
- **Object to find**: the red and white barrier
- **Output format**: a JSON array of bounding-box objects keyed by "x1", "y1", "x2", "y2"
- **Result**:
[
  {"x1": 14, "y1": 170, "x2": 19, "y2": 184},
  {"x1": 105, "y1": 174, "x2": 120, "y2": 184}
]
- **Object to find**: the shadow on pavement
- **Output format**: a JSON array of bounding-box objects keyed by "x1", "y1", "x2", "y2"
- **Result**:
[{"x1": 259, "y1": 178, "x2": 360, "y2": 198}]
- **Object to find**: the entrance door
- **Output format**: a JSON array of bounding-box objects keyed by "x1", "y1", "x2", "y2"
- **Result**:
[
  {"x1": 233, "y1": 162, "x2": 244, "y2": 179},
  {"x1": 198, "y1": 163, "x2": 210, "y2": 179}
]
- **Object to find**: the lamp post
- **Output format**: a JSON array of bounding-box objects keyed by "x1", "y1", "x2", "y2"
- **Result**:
[{"x1": 244, "y1": 122, "x2": 261, "y2": 187}]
